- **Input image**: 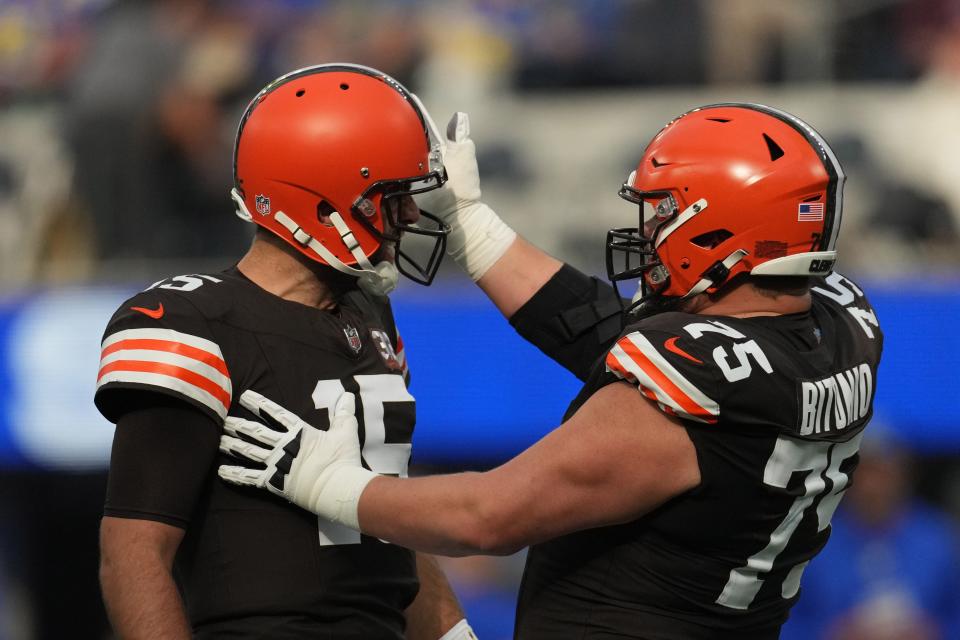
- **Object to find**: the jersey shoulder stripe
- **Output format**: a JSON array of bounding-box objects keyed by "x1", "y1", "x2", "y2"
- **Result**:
[
  {"x1": 606, "y1": 332, "x2": 719, "y2": 424},
  {"x1": 97, "y1": 327, "x2": 231, "y2": 419},
  {"x1": 395, "y1": 333, "x2": 409, "y2": 381}
]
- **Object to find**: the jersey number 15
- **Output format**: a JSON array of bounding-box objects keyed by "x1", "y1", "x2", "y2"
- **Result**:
[{"x1": 311, "y1": 373, "x2": 414, "y2": 546}]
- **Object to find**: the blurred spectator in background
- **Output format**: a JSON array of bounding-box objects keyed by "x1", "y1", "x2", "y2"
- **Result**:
[
  {"x1": 832, "y1": 0, "x2": 930, "y2": 82},
  {"x1": 482, "y1": 0, "x2": 705, "y2": 89},
  {"x1": 897, "y1": 0, "x2": 960, "y2": 82},
  {"x1": 830, "y1": 133, "x2": 960, "y2": 277},
  {"x1": 702, "y1": 0, "x2": 831, "y2": 84},
  {"x1": 781, "y1": 428, "x2": 960, "y2": 640},
  {"x1": 3, "y1": 0, "x2": 958, "y2": 285},
  {"x1": 60, "y1": 0, "x2": 435, "y2": 271},
  {"x1": 271, "y1": 2, "x2": 427, "y2": 89},
  {"x1": 0, "y1": 0, "x2": 95, "y2": 285},
  {"x1": 63, "y1": 0, "x2": 254, "y2": 264}
]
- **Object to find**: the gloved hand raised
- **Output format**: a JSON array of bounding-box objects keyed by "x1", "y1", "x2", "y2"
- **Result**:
[
  {"x1": 218, "y1": 390, "x2": 376, "y2": 529},
  {"x1": 414, "y1": 110, "x2": 516, "y2": 281}
]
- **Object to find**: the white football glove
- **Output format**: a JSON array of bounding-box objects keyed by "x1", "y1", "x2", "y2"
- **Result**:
[
  {"x1": 413, "y1": 110, "x2": 516, "y2": 281},
  {"x1": 218, "y1": 390, "x2": 376, "y2": 530}
]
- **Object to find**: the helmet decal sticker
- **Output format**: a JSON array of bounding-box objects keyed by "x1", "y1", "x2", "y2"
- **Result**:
[
  {"x1": 797, "y1": 202, "x2": 824, "y2": 222},
  {"x1": 755, "y1": 241, "x2": 789, "y2": 258},
  {"x1": 255, "y1": 194, "x2": 271, "y2": 216}
]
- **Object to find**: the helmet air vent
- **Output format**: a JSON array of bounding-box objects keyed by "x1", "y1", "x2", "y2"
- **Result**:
[
  {"x1": 763, "y1": 133, "x2": 785, "y2": 161},
  {"x1": 690, "y1": 229, "x2": 733, "y2": 249},
  {"x1": 706, "y1": 117, "x2": 731, "y2": 123},
  {"x1": 651, "y1": 157, "x2": 671, "y2": 168},
  {"x1": 340, "y1": 83, "x2": 350, "y2": 90},
  {"x1": 296, "y1": 89, "x2": 305, "y2": 97}
]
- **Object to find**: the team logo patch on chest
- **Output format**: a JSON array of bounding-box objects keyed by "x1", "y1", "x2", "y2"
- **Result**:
[
  {"x1": 343, "y1": 325, "x2": 363, "y2": 354},
  {"x1": 370, "y1": 329, "x2": 402, "y2": 371}
]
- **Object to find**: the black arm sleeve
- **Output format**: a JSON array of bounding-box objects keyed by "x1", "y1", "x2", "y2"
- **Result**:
[
  {"x1": 509, "y1": 264, "x2": 626, "y2": 380},
  {"x1": 104, "y1": 395, "x2": 220, "y2": 529}
]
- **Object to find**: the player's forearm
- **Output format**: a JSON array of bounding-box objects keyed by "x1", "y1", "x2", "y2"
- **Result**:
[
  {"x1": 359, "y1": 472, "x2": 524, "y2": 557},
  {"x1": 100, "y1": 517, "x2": 190, "y2": 639},
  {"x1": 100, "y1": 549, "x2": 191, "y2": 639},
  {"x1": 476, "y1": 235, "x2": 564, "y2": 319}
]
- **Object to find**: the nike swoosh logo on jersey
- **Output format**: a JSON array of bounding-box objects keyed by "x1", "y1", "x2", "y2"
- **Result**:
[
  {"x1": 664, "y1": 336, "x2": 703, "y2": 364},
  {"x1": 131, "y1": 303, "x2": 165, "y2": 319}
]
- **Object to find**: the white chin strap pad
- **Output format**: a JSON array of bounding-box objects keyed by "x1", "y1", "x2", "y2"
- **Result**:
[
  {"x1": 327, "y1": 211, "x2": 399, "y2": 296},
  {"x1": 357, "y1": 262, "x2": 399, "y2": 297},
  {"x1": 271, "y1": 209, "x2": 398, "y2": 297}
]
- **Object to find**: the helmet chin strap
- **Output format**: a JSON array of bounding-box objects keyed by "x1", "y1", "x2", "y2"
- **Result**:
[
  {"x1": 326, "y1": 211, "x2": 399, "y2": 296},
  {"x1": 232, "y1": 188, "x2": 398, "y2": 295},
  {"x1": 630, "y1": 248, "x2": 749, "y2": 313},
  {"x1": 264, "y1": 206, "x2": 398, "y2": 297},
  {"x1": 681, "y1": 249, "x2": 750, "y2": 299}
]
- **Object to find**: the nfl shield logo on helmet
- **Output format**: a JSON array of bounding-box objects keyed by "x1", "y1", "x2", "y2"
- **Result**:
[
  {"x1": 255, "y1": 194, "x2": 271, "y2": 216},
  {"x1": 343, "y1": 325, "x2": 362, "y2": 353}
]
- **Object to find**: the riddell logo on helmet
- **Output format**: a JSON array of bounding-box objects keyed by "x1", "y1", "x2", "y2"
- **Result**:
[{"x1": 255, "y1": 194, "x2": 271, "y2": 215}]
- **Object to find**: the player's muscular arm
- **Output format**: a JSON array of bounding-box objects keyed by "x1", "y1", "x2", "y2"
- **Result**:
[
  {"x1": 219, "y1": 386, "x2": 698, "y2": 556},
  {"x1": 359, "y1": 382, "x2": 701, "y2": 555},
  {"x1": 100, "y1": 402, "x2": 219, "y2": 638},
  {"x1": 476, "y1": 236, "x2": 563, "y2": 319},
  {"x1": 100, "y1": 517, "x2": 191, "y2": 639}
]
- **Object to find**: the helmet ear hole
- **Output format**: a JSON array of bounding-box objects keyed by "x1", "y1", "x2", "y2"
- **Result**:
[
  {"x1": 690, "y1": 229, "x2": 733, "y2": 249},
  {"x1": 317, "y1": 200, "x2": 337, "y2": 226}
]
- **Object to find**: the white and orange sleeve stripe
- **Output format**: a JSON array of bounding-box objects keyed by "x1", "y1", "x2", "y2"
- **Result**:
[
  {"x1": 605, "y1": 332, "x2": 719, "y2": 424},
  {"x1": 97, "y1": 328, "x2": 232, "y2": 420}
]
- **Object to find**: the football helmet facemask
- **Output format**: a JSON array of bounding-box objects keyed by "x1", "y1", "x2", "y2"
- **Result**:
[
  {"x1": 231, "y1": 63, "x2": 449, "y2": 295},
  {"x1": 607, "y1": 103, "x2": 844, "y2": 312}
]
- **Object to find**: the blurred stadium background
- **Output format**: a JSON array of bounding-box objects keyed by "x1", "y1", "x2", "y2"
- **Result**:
[{"x1": 1, "y1": 0, "x2": 960, "y2": 638}]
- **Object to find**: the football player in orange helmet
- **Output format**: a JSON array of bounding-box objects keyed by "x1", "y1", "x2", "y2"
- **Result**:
[
  {"x1": 219, "y1": 104, "x2": 881, "y2": 640},
  {"x1": 608, "y1": 103, "x2": 844, "y2": 314},
  {"x1": 231, "y1": 63, "x2": 450, "y2": 295},
  {"x1": 96, "y1": 64, "x2": 476, "y2": 640}
]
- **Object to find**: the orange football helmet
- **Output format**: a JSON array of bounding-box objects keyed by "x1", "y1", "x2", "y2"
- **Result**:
[
  {"x1": 231, "y1": 64, "x2": 448, "y2": 294},
  {"x1": 607, "y1": 103, "x2": 844, "y2": 308}
]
